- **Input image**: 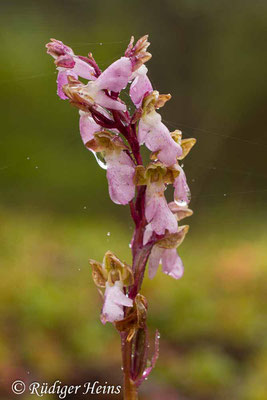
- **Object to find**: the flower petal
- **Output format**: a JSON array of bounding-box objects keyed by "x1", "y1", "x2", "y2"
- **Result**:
[
  {"x1": 174, "y1": 165, "x2": 191, "y2": 205},
  {"x1": 79, "y1": 111, "x2": 101, "y2": 145},
  {"x1": 161, "y1": 248, "x2": 184, "y2": 279},
  {"x1": 57, "y1": 70, "x2": 77, "y2": 100},
  {"x1": 145, "y1": 183, "x2": 178, "y2": 235},
  {"x1": 95, "y1": 91, "x2": 127, "y2": 111},
  {"x1": 143, "y1": 223, "x2": 153, "y2": 245},
  {"x1": 106, "y1": 151, "x2": 136, "y2": 205},
  {"x1": 130, "y1": 66, "x2": 152, "y2": 107},
  {"x1": 96, "y1": 57, "x2": 132, "y2": 92},
  {"x1": 139, "y1": 111, "x2": 182, "y2": 166},
  {"x1": 72, "y1": 57, "x2": 96, "y2": 80},
  {"x1": 101, "y1": 281, "x2": 133, "y2": 324},
  {"x1": 148, "y1": 246, "x2": 163, "y2": 279}
]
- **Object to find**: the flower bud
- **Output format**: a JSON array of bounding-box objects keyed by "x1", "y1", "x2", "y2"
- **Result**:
[{"x1": 125, "y1": 35, "x2": 152, "y2": 71}]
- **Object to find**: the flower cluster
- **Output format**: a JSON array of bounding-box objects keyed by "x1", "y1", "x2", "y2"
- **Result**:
[
  {"x1": 46, "y1": 35, "x2": 195, "y2": 323},
  {"x1": 46, "y1": 35, "x2": 196, "y2": 394}
]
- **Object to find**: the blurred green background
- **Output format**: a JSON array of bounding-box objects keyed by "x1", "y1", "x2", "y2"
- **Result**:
[{"x1": 1, "y1": 0, "x2": 267, "y2": 399}]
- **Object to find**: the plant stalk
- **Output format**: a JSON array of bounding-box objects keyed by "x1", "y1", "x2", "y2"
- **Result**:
[{"x1": 121, "y1": 333, "x2": 138, "y2": 400}]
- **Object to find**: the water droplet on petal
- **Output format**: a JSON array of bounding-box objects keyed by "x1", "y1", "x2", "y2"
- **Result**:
[
  {"x1": 174, "y1": 200, "x2": 188, "y2": 207},
  {"x1": 92, "y1": 151, "x2": 107, "y2": 170},
  {"x1": 128, "y1": 243, "x2": 132, "y2": 248}
]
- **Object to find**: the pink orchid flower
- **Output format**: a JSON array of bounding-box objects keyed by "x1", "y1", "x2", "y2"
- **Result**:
[
  {"x1": 138, "y1": 110, "x2": 182, "y2": 166},
  {"x1": 148, "y1": 246, "x2": 184, "y2": 279},
  {"x1": 143, "y1": 223, "x2": 184, "y2": 279}
]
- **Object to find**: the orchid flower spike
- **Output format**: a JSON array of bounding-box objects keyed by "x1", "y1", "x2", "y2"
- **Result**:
[{"x1": 46, "y1": 34, "x2": 196, "y2": 398}]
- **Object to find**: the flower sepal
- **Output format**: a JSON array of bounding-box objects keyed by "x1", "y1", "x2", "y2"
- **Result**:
[
  {"x1": 156, "y1": 225, "x2": 189, "y2": 249},
  {"x1": 103, "y1": 251, "x2": 134, "y2": 287},
  {"x1": 89, "y1": 259, "x2": 108, "y2": 288},
  {"x1": 85, "y1": 130, "x2": 127, "y2": 153},
  {"x1": 171, "y1": 130, "x2": 196, "y2": 160},
  {"x1": 142, "y1": 91, "x2": 171, "y2": 115},
  {"x1": 115, "y1": 294, "x2": 147, "y2": 339},
  {"x1": 168, "y1": 201, "x2": 193, "y2": 221},
  {"x1": 134, "y1": 162, "x2": 179, "y2": 186}
]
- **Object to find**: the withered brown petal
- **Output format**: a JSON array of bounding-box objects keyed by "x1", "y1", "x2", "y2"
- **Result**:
[
  {"x1": 178, "y1": 138, "x2": 197, "y2": 160},
  {"x1": 156, "y1": 225, "x2": 189, "y2": 249},
  {"x1": 89, "y1": 259, "x2": 107, "y2": 288}
]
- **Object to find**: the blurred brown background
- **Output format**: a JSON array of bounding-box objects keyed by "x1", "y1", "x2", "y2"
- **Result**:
[{"x1": 0, "y1": 0, "x2": 267, "y2": 399}]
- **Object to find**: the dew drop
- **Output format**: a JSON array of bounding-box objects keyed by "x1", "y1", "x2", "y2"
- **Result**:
[
  {"x1": 83, "y1": 206, "x2": 87, "y2": 209},
  {"x1": 128, "y1": 243, "x2": 132, "y2": 248},
  {"x1": 174, "y1": 200, "x2": 188, "y2": 207},
  {"x1": 92, "y1": 151, "x2": 107, "y2": 170},
  {"x1": 35, "y1": 166, "x2": 38, "y2": 169},
  {"x1": 223, "y1": 193, "x2": 227, "y2": 197},
  {"x1": 100, "y1": 42, "x2": 103, "y2": 46},
  {"x1": 107, "y1": 232, "x2": 111, "y2": 237},
  {"x1": 26, "y1": 157, "x2": 30, "y2": 160}
]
